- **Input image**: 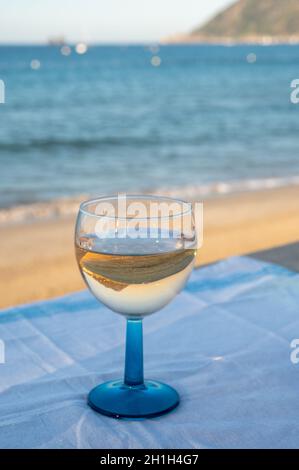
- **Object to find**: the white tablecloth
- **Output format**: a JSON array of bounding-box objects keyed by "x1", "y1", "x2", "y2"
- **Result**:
[{"x1": 0, "y1": 256, "x2": 299, "y2": 449}]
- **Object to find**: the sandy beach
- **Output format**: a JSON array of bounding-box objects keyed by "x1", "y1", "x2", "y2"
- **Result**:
[{"x1": 1, "y1": 184, "x2": 299, "y2": 309}]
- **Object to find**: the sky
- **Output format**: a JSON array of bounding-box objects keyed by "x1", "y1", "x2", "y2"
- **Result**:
[{"x1": 0, "y1": 0, "x2": 233, "y2": 44}]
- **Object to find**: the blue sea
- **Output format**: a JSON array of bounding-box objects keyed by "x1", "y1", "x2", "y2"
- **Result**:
[{"x1": 0, "y1": 44, "x2": 299, "y2": 212}]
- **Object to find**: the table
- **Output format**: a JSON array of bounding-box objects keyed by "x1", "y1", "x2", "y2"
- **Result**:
[{"x1": 0, "y1": 256, "x2": 299, "y2": 449}]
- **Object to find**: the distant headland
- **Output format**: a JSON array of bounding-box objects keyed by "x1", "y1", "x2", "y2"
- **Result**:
[{"x1": 163, "y1": 0, "x2": 299, "y2": 45}]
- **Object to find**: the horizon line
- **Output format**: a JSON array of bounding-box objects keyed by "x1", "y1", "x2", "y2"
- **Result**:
[{"x1": 0, "y1": 40, "x2": 163, "y2": 46}]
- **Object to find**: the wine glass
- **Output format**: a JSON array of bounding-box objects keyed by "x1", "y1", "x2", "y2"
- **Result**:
[{"x1": 75, "y1": 195, "x2": 197, "y2": 419}]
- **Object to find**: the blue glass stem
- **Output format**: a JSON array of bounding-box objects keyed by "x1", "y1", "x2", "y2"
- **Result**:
[{"x1": 124, "y1": 319, "x2": 144, "y2": 387}]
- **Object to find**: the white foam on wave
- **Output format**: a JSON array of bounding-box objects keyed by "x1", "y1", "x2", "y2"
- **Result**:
[
  {"x1": 152, "y1": 175, "x2": 299, "y2": 200},
  {"x1": 0, "y1": 195, "x2": 88, "y2": 226},
  {"x1": 1, "y1": 175, "x2": 299, "y2": 226}
]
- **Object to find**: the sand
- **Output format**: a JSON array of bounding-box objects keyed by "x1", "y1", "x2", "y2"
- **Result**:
[{"x1": 1, "y1": 185, "x2": 299, "y2": 309}]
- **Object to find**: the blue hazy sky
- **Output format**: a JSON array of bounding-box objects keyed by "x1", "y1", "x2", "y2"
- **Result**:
[{"x1": 0, "y1": 0, "x2": 233, "y2": 44}]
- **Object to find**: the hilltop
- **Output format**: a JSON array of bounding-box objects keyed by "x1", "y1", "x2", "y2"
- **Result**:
[{"x1": 165, "y1": 0, "x2": 299, "y2": 44}]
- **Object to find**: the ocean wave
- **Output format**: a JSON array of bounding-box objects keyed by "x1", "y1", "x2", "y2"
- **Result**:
[
  {"x1": 153, "y1": 175, "x2": 299, "y2": 200},
  {"x1": 1, "y1": 175, "x2": 299, "y2": 225},
  {"x1": 0, "y1": 136, "x2": 172, "y2": 152}
]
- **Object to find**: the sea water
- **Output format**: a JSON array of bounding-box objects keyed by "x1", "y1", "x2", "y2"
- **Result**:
[{"x1": 0, "y1": 44, "x2": 298, "y2": 210}]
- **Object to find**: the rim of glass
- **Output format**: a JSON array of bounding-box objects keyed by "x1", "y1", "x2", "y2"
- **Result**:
[{"x1": 79, "y1": 194, "x2": 192, "y2": 220}]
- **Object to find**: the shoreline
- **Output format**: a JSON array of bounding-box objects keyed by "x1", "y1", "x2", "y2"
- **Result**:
[
  {"x1": 1, "y1": 184, "x2": 299, "y2": 309},
  {"x1": 161, "y1": 35, "x2": 299, "y2": 46},
  {"x1": 2, "y1": 175, "x2": 299, "y2": 226}
]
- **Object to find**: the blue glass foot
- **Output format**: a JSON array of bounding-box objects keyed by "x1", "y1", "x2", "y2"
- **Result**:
[{"x1": 88, "y1": 380, "x2": 180, "y2": 419}]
